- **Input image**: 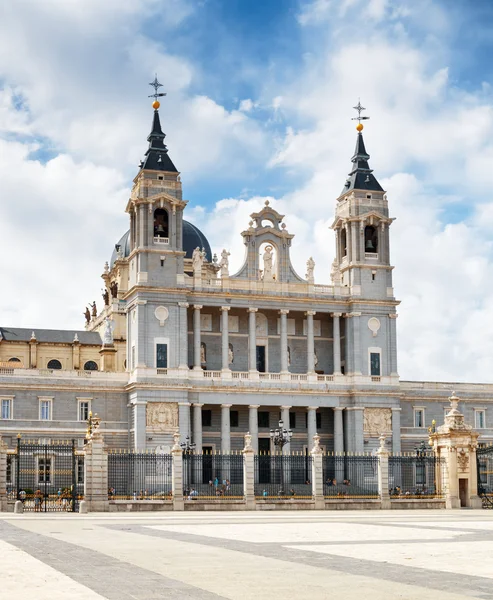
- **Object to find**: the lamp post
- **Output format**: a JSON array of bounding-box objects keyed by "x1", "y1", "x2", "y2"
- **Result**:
[
  {"x1": 180, "y1": 437, "x2": 196, "y2": 493},
  {"x1": 414, "y1": 441, "x2": 427, "y2": 493},
  {"x1": 269, "y1": 419, "x2": 293, "y2": 495}
]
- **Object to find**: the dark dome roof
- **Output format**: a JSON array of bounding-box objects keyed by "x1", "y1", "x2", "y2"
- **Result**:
[{"x1": 110, "y1": 221, "x2": 212, "y2": 267}]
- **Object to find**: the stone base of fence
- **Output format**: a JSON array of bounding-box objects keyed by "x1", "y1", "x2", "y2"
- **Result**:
[
  {"x1": 109, "y1": 500, "x2": 173, "y2": 512},
  {"x1": 390, "y1": 499, "x2": 445, "y2": 509}
]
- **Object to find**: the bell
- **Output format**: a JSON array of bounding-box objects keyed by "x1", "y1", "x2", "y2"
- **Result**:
[{"x1": 365, "y1": 239, "x2": 375, "y2": 251}]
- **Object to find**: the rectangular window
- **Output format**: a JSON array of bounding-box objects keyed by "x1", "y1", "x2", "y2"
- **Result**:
[
  {"x1": 1, "y1": 398, "x2": 12, "y2": 420},
  {"x1": 156, "y1": 343, "x2": 168, "y2": 368},
  {"x1": 38, "y1": 458, "x2": 52, "y2": 484},
  {"x1": 258, "y1": 411, "x2": 270, "y2": 428},
  {"x1": 289, "y1": 412, "x2": 296, "y2": 429},
  {"x1": 370, "y1": 352, "x2": 381, "y2": 376},
  {"x1": 78, "y1": 401, "x2": 90, "y2": 422},
  {"x1": 414, "y1": 409, "x2": 425, "y2": 428},
  {"x1": 230, "y1": 411, "x2": 239, "y2": 428},
  {"x1": 39, "y1": 399, "x2": 52, "y2": 421},
  {"x1": 475, "y1": 410, "x2": 486, "y2": 429},
  {"x1": 202, "y1": 409, "x2": 212, "y2": 427}
]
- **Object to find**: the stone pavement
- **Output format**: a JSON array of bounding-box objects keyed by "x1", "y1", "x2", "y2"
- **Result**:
[{"x1": 1, "y1": 510, "x2": 493, "y2": 599}]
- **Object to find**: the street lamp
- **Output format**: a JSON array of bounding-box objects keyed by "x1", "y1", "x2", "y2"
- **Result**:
[
  {"x1": 269, "y1": 420, "x2": 293, "y2": 495},
  {"x1": 180, "y1": 436, "x2": 196, "y2": 454},
  {"x1": 180, "y1": 436, "x2": 196, "y2": 495}
]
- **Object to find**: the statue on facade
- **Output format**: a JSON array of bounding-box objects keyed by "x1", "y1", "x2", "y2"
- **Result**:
[
  {"x1": 263, "y1": 245, "x2": 274, "y2": 281},
  {"x1": 192, "y1": 247, "x2": 206, "y2": 276},
  {"x1": 102, "y1": 317, "x2": 114, "y2": 345},
  {"x1": 91, "y1": 301, "x2": 97, "y2": 318},
  {"x1": 330, "y1": 259, "x2": 341, "y2": 284},
  {"x1": 219, "y1": 249, "x2": 230, "y2": 277},
  {"x1": 102, "y1": 288, "x2": 109, "y2": 306},
  {"x1": 110, "y1": 281, "x2": 118, "y2": 298},
  {"x1": 200, "y1": 342, "x2": 206, "y2": 364},
  {"x1": 228, "y1": 343, "x2": 234, "y2": 364},
  {"x1": 306, "y1": 256, "x2": 315, "y2": 283},
  {"x1": 83, "y1": 307, "x2": 91, "y2": 324}
]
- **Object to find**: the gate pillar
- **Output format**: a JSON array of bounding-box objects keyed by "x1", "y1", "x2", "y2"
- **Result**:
[
  {"x1": 429, "y1": 392, "x2": 482, "y2": 509},
  {"x1": 84, "y1": 427, "x2": 109, "y2": 512},
  {"x1": 0, "y1": 437, "x2": 7, "y2": 512}
]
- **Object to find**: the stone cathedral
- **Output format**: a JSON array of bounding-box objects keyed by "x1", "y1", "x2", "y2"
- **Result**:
[{"x1": 0, "y1": 95, "x2": 492, "y2": 456}]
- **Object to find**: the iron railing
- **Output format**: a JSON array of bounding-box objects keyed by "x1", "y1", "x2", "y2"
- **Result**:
[
  {"x1": 477, "y1": 446, "x2": 493, "y2": 508},
  {"x1": 323, "y1": 454, "x2": 379, "y2": 498},
  {"x1": 107, "y1": 451, "x2": 172, "y2": 500},
  {"x1": 183, "y1": 453, "x2": 244, "y2": 500},
  {"x1": 388, "y1": 454, "x2": 443, "y2": 498},
  {"x1": 254, "y1": 454, "x2": 313, "y2": 499},
  {"x1": 14, "y1": 439, "x2": 83, "y2": 512}
]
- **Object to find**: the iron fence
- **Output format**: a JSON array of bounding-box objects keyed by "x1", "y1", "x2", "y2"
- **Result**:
[
  {"x1": 14, "y1": 439, "x2": 83, "y2": 512},
  {"x1": 323, "y1": 454, "x2": 379, "y2": 498},
  {"x1": 107, "y1": 451, "x2": 172, "y2": 500},
  {"x1": 254, "y1": 454, "x2": 313, "y2": 499},
  {"x1": 183, "y1": 453, "x2": 244, "y2": 500},
  {"x1": 477, "y1": 445, "x2": 493, "y2": 508},
  {"x1": 388, "y1": 454, "x2": 443, "y2": 498}
]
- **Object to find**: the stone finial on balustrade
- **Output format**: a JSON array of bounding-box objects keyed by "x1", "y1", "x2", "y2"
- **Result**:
[
  {"x1": 243, "y1": 432, "x2": 254, "y2": 454},
  {"x1": 172, "y1": 428, "x2": 182, "y2": 453},
  {"x1": 85, "y1": 411, "x2": 102, "y2": 442},
  {"x1": 376, "y1": 433, "x2": 389, "y2": 456},
  {"x1": 433, "y1": 391, "x2": 473, "y2": 435},
  {"x1": 311, "y1": 433, "x2": 323, "y2": 456}
]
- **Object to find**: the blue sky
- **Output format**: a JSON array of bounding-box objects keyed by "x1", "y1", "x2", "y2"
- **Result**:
[{"x1": 2, "y1": 0, "x2": 493, "y2": 382}]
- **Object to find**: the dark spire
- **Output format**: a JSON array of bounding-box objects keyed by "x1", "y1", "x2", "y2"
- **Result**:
[{"x1": 140, "y1": 76, "x2": 178, "y2": 173}]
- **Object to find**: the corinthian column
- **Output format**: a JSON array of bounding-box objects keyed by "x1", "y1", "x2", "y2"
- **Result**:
[
  {"x1": 193, "y1": 305, "x2": 202, "y2": 370},
  {"x1": 221, "y1": 306, "x2": 230, "y2": 372},
  {"x1": 248, "y1": 308, "x2": 257, "y2": 372},
  {"x1": 306, "y1": 311, "x2": 316, "y2": 374},
  {"x1": 279, "y1": 309, "x2": 289, "y2": 373}
]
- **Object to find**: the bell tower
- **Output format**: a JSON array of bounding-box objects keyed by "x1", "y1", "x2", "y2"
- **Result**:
[
  {"x1": 332, "y1": 103, "x2": 398, "y2": 379},
  {"x1": 126, "y1": 76, "x2": 187, "y2": 289}
]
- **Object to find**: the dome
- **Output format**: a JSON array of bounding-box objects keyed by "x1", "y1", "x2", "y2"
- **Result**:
[{"x1": 110, "y1": 221, "x2": 212, "y2": 267}]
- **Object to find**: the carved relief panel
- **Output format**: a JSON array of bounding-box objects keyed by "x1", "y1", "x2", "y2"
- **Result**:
[
  {"x1": 363, "y1": 408, "x2": 392, "y2": 436},
  {"x1": 146, "y1": 402, "x2": 179, "y2": 431}
]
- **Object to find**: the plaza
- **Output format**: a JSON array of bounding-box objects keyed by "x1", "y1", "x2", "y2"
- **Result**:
[{"x1": 1, "y1": 510, "x2": 492, "y2": 599}]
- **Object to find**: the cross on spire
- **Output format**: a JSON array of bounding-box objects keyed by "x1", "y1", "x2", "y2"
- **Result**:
[
  {"x1": 148, "y1": 75, "x2": 167, "y2": 100},
  {"x1": 351, "y1": 100, "x2": 370, "y2": 124}
]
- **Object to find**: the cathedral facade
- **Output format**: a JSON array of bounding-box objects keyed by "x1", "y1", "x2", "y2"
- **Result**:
[{"x1": 1, "y1": 100, "x2": 492, "y2": 457}]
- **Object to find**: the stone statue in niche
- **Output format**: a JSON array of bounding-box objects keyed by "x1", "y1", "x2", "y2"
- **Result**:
[
  {"x1": 146, "y1": 402, "x2": 179, "y2": 431},
  {"x1": 110, "y1": 281, "x2": 118, "y2": 298},
  {"x1": 314, "y1": 351, "x2": 318, "y2": 367},
  {"x1": 219, "y1": 249, "x2": 230, "y2": 277},
  {"x1": 200, "y1": 342, "x2": 206, "y2": 364},
  {"x1": 363, "y1": 408, "x2": 392, "y2": 435},
  {"x1": 228, "y1": 343, "x2": 234, "y2": 364},
  {"x1": 262, "y1": 245, "x2": 274, "y2": 281},
  {"x1": 306, "y1": 256, "x2": 315, "y2": 283},
  {"x1": 287, "y1": 346, "x2": 291, "y2": 367},
  {"x1": 192, "y1": 247, "x2": 206, "y2": 276},
  {"x1": 330, "y1": 260, "x2": 341, "y2": 285}
]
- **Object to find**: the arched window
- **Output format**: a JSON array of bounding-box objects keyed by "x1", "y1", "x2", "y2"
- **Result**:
[
  {"x1": 8, "y1": 357, "x2": 21, "y2": 363},
  {"x1": 364, "y1": 226, "x2": 378, "y2": 253},
  {"x1": 341, "y1": 228, "x2": 347, "y2": 257},
  {"x1": 84, "y1": 360, "x2": 98, "y2": 371},
  {"x1": 47, "y1": 359, "x2": 62, "y2": 370},
  {"x1": 154, "y1": 208, "x2": 169, "y2": 238}
]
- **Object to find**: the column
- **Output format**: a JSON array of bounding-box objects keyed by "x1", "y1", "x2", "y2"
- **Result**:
[
  {"x1": 331, "y1": 313, "x2": 341, "y2": 375},
  {"x1": 306, "y1": 311, "x2": 316, "y2": 374},
  {"x1": 389, "y1": 314, "x2": 398, "y2": 376},
  {"x1": 335, "y1": 229, "x2": 341, "y2": 264},
  {"x1": 391, "y1": 407, "x2": 401, "y2": 454},
  {"x1": 133, "y1": 403, "x2": 146, "y2": 450},
  {"x1": 351, "y1": 221, "x2": 358, "y2": 262},
  {"x1": 359, "y1": 220, "x2": 366, "y2": 262},
  {"x1": 136, "y1": 300, "x2": 147, "y2": 367},
  {"x1": 333, "y1": 407, "x2": 344, "y2": 454},
  {"x1": 171, "y1": 432, "x2": 184, "y2": 511},
  {"x1": 221, "y1": 404, "x2": 231, "y2": 453},
  {"x1": 281, "y1": 406, "x2": 291, "y2": 455},
  {"x1": 178, "y1": 303, "x2": 189, "y2": 370},
  {"x1": 380, "y1": 221, "x2": 386, "y2": 264},
  {"x1": 221, "y1": 306, "x2": 230, "y2": 372},
  {"x1": 248, "y1": 308, "x2": 257, "y2": 372},
  {"x1": 193, "y1": 404, "x2": 203, "y2": 453},
  {"x1": 178, "y1": 402, "x2": 191, "y2": 445},
  {"x1": 193, "y1": 305, "x2": 202, "y2": 370},
  {"x1": 352, "y1": 312, "x2": 362, "y2": 375},
  {"x1": 249, "y1": 405, "x2": 259, "y2": 453},
  {"x1": 280, "y1": 309, "x2": 289, "y2": 373},
  {"x1": 345, "y1": 314, "x2": 353, "y2": 374},
  {"x1": 0, "y1": 437, "x2": 7, "y2": 512},
  {"x1": 307, "y1": 407, "x2": 317, "y2": 451},
  {"x1": 346, "y1": 407, "x2": 364, "y2": 454}
]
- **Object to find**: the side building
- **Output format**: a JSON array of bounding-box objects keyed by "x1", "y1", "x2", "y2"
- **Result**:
[{"x1": 1, "y1": 100, "x2": 492, "y2": 459}]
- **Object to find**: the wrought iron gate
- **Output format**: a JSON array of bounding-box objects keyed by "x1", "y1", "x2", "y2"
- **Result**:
[
  {"x1": 15, "y1": 438, "x2": 83, "y2": 512},
  {"x1": 477, "y1": 445, "x2": 493, "y2": 509}
]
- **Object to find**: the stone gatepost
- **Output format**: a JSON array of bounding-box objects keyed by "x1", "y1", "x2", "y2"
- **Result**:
[
  {"x1": 242, "y1": 432, "x2": 256, "y2": 510},
  {"x1": 429, "y1": 392, "x2": 482, "y2": 509},
  {"x1": 84, "y1": 422, "x2": 109, "y2": 512},
  {"x1": 376, "y1": 434, "x2": 391, "y2": 509},
  {"x1": 171, "y1": 430, "x2": 184, "y2": 511},
  {"x1": 311, "y1": 434, "x2": 324, "y2": 509},
  {"x1": 0, "y1": 436, "x2": 7, "y2": 512}
]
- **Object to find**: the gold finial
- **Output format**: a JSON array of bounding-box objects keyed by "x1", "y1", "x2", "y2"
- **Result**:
[
  {"x1": 149, "y1": 75, "x2": 166, "y2": 110},
  {"x1": 356, "y1": 123, "x2": 364, "y2": 132}
]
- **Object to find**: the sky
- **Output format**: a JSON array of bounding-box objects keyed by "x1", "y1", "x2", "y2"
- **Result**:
[{"x1": 2, "y1": 0, "x2": 493, "y2": 383}]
